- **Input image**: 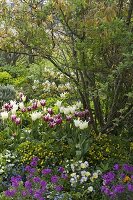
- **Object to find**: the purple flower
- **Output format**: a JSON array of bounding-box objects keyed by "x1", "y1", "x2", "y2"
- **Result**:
[
  {"x1": 42, "y1": 168, "x2": 52, "y2": 175},
  {"x1": 101, "y1": 186, "x2": 111, "y2": 196},
  {"x1": 11, "y1": 114, "x2": 17, "y2": 121},
  {"x1": 113, "y1": 164, "x2": 120, "y2": 171},
  {"x1": 40, "y1": 180, "x2": 47, "y2": 188},
  {"x1": 30, "y1": 160, "x2": 38, "y2": 167},
  {"x1": 25, "y1": 165, "x2": 31, "y2": 172},
  {"x1": 39, "y1": 197, "x2": 45, "y2": 200},
  {"x1": 33, "y1": 177, "x2": 41, "y2": 183},
  {"x1": 32, "y1": 156, "x2": 39, "y2": 162},
  {"x1": 47, "y1": 108, "x2": 53, "y2": 115},
  {"x1": 55, "y1": 185, "x2": 63, "y2": 192},
  {"x1": 127, "y1": 184, "x2": 133, "y2": 192},
  {"x1": 5, "y1": 190, "x2": 16, "y2": 197},
  {"x1": 58, "y1": 167, "x2": 65, "y2": 173},
  {"x1": 28, "y1": 188, "x2": 33, "y2": 195},
  {"x1": 11, "y1": 181, "x2": 19, "y2": 187},
  {"x1": 49, "y1": 121, "x2": 56, "y2": 128},
  {"x1": 120, "y1": 173, "x2": 125, "y2": 179},
  {"x1": 102, "y1": 171, "x2": 115, "y2": 185},
  {"x1": 40, "y1": 99, "x2": 46, "y2": 106},
  {"x1": 15, "y1": 117, "x2": 21, "y2": 125},
  {"x1": 123, "y1": 164, "x2": 133, "y2": 172},
  {"x1": 25, "y1": 181, "x2": 32, "y2": 189},
  {"x1": 32, "y1": 102, "x2": 38, "y2": 109},
  {"x1": 27, "y1": 106, "x2": 32, "y2": 111},
  {"x1": 55, "y1": 118, "x2": 62, "y2": 125},
  {"x1": 11, "y1": 175, "x2": 22, "y2": 182},
  {"x1": 30, "y1": 168, "x2": 36, "y2": 174},
  {"x1": 66, "y1": 116, "x2": 72, "y2": 122},
  {"x1": 22, "y1": 191, "x2": 27, "y2": 197},
  {"x1": 34, "y1": 189, "x2": 42, "y2": 199},
  {"x1": 113, "y1": 184, "x2": 125, "y2": 193},
  {"x1": 61, "y1": 173, "x2": 68, "y2": 179},
  {"x1": 51, "y1": 175, "x2": 59, "y2": 183}
]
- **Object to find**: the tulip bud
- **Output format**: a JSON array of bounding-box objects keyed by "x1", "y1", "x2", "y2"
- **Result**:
[
  {"x1": 15, "y1": 117, "x2": 21, "y2": 125},
  {"x1": 11, "y1": 114, "x2": 17, "y2": 121},
  {"x1": 40, "y1": 99, "x2": 46, "y2": 106}
]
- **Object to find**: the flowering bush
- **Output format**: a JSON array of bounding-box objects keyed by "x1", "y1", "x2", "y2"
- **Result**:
[
  {"x1": 2, "y1": 157, "x2": 71, "y2": 200},
  {"x1": 87, "y1": 133, "x2": 130, "y2": 165},
  {"x1": 64, "y1": 160, "x2": 102, "y2": 199},
  {"x1": 0, "y1": 95, "x2": 91, "y2": 160},
  {"x1": 16, "y1": 140, "x2": 71, "y2": 167},
  {"x1": 101, "y1": 163, "x2": 133, "y2": 199}
]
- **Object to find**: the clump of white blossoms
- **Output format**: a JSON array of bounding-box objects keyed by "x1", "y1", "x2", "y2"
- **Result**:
[
  {"x1": 65, "y1": 160, "x2": 102, "y2": 195},
  {"x1": 30, "y1": 112, "x2": 43, "y2": 121},
  {"x1": 1, "y1": 111, "x2": 8, "y2": 120},
  {"x1": 0, "y1": 150, "x2": 17, "y2": 175},
  {"x1": 74, "y1": 119, "x2": 88, "y2": 130}
]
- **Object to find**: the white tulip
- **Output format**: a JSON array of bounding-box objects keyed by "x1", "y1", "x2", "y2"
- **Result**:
[
  {"x1": 19, "y1": 102, "x2": 24, "y2": 109},
  {"x1": 74, "y1": 119, "x2": 81, "y2": 127},
  {"x1": 55, "y1": 100, "x2": 62, "y2": 108},
  {"x1": 88, "y1": 186, "x2": 93, "y2": 192},
  {"x1": 63, "y1": 107, "x2": 71, "y2": 115},
  {"x1": 79, "y1": 121, "x2": 88, "y2": 130},
  {"x1": 70, "y1": 106, "x2": 76, "y2": 114},
  {"x1": 1, "y1": 111, "x2": 8, "y2": 120},
  {"x1": 76, "y1": 101, "x2": 82, "y2": 109},
  {"x1": 22, "y1": 95, "x2": 26, "y2": 102},
  {"x1": 30, "y1": 112, "x2": 42, "y2": 121}
]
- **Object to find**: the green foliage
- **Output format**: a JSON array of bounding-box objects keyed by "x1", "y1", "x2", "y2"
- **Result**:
[
  {"x1": 0, "y1": 72, "x2": 12, "y2": 84},
  {"x1": 0, "y1": 85, "x2": 15, "y2": 103},
  {"x1": 87, "y1": 133, "x2": 130, "y2": 166}
]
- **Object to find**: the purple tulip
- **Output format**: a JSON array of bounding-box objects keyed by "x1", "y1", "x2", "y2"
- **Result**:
[
  {"x1": 15, "y1": 117, "x2": 21, "y2": 125},
  {"x1": 40, "y1": 99, "x2": 46, "y2": 106}
]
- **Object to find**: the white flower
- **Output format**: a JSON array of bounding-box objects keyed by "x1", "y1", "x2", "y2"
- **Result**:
[
  {"x1": 63, "y1": 107, "x2": 71, "y2": 115},
  {"x1": 30, "y1": 112, "x2": 42, "y2": 121},
  {"x1": 80, "y1": 161, "x2": 88, "y2": 169},
  {"x1": 1, "y1": 111, "x2": 8, "y2": 120},
  {"x1": 60, "y1": 92, "x2": 68, "y2": 98},
  {"x1": 92, "y1": 172, "x2": 98, "y2": 179},
  {"x1": 74, "y1": 119, "x2": 81, "y2": 127},
  {"x1": 70, "y1": 173, "x2": 76, "y2": 177},
  {"x1": 34, "y1": 80, "x2": 39, "y2": 84},
  {"x1": 11, "y1": 109, "x2": 17, "y2": 114},
  {"x1": 22, "y1": 95, "x2": 26, "y2": 102},
  {"x1": 79, "y1": 120, "x2": 88, "y2": 130},
  {"x1": 12, "y1": 103, "x2": 18, "y2": 111},
  {"x1": 0, "y1": 169, "x2": 4, "y2": 174},
  {"x1": 70, "y1": 106, "x2": 76, "y2": 114},
  {"x1": 70, "y1": 164, "x2": 75, "y2": 172},
  {"x1": 70, "y1": 177, "x2": 77, "y2": 184},
  {"x1": 19, "y1": 102, "x2": 24, "y2": 109},
  {"x1": 86, "y1": 171, "x2": 91, "y2": 177},
  {"x1": 55, "y1": 100, "x2": 62, "y2": 108},
  {"x1": 84, "y1": 161, "x2": 89, "y2": 167},
  {"x1": 59, "y1": 107, "x2": 65, "y2": 113},
  {"x1": 97, "y1": 170, "x2": 102, "y2": 175},
  {"x1": 80, "y1": 176, "x2": 87, "y2": 183},
  {"x1": 81, "y1": 170, "x2": 87, "y2": 177},
  {"x1": 43, "y1": 107, "x2": 47, "y2": 113},
  {"x1": 88, "y1": 186, "x2": 94, "y2": 192},
  {"x1": 76, "y1": 101, "x2": 82, "y2": 109}
]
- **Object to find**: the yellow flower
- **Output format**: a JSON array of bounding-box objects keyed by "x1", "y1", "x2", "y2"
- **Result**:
[{"x1": 123, "y1": 176, "x2": 131, "y2": 183}]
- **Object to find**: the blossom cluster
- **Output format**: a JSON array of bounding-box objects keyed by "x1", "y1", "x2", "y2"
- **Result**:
[
  {"x1": 0, "y1": 150, "x2": 17, "y2": 175},
  {"x1": 4, "y1": 157, "x2": 68, "y2": 200},
  {"x1": 101, "y1": 163, "x2": 133, "y2": 199},
  {"x1": 65, "y1": 160, "x2": 101, "y2": 194},
  {"x1": 0, "y1": 94, "x2": 90, "y2": 130}
]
